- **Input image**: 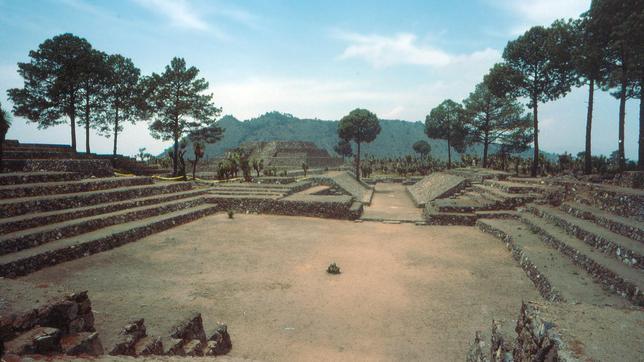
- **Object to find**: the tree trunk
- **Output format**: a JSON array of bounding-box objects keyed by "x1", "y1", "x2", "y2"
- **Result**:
[
  {"x1": 639, "y1": 77, "x2": 643, "y2": 170},
  {"x1": 585, "y1": 79, "x2": 594, "y2": 174},
  {"x1": 355, "y1": 141, "x2": 361, "y2": 181},
  {"x1": 113, "y1": 107, "x2": 119, "y2": 156},
  {"x1": 532, "y1": 101, "x2": 539, "y2": 177},
  {"x1": 84, "y1": 93, "x2": 91, "y2": 154},
  {"x1": 618, "y1": 74, "x2": 627, "y2": 172},
  {"x1": 70, "y1": 95, "x2": 77, "y2": 152},
  {"x1": 483, "y1": 132, "x2": 489, "y2": 169},
  {"x1": 192, "y1": 157, "x2": 198, "y2": 180},
  {"x1": 0, "y1": 131, "x2": 5, "y2": 173},
  {"x1": 172, "y1": 116, "x2": 179, "y2": 176},
  {"x1": 173, "y1": 135, "x2": 179, "y2": 177},
  {"x1": 447, "y1": 137, "x2": 452, "y2": 169}
]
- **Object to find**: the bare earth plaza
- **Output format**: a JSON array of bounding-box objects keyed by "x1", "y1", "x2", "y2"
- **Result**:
[{"x1": 0, "y1": 0, "x2": 643, "y2": 361}]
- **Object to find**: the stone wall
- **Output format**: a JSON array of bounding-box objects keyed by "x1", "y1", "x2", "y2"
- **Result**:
[
  {"x1": 0, "y1": 204, "x2": 218, "y2": 278},
  {"x1": 4, "y1": 159, "x2": 114, "y2": 177},
  {"x1": 206, "y1": 195, "x2": 362, "y2": 220},
  {"x1": 406, "y1": 172, "x2": 469, "y2": 207},
  {"x1": 1, "y1": 291, "x2": 102, "y2": 357}
]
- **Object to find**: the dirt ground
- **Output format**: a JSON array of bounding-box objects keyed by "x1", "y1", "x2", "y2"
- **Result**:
[
  {"x1": 361, "y1": 183, "x2": 423, "y2": 222},
  {"x1": 19, "y1": 213, "x2": 540, "y2": 361}
]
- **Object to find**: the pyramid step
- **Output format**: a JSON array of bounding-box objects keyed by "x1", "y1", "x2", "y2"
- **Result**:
[
  {"x1": 472, "y1": 184, "x2": 536, "y2": 207},
  {"x1": 423, "y1": 206, "x2": 477, "y2": 225},
  {"x1": 210, "y1": 183, "x2": 292, "y2": 189},
  {"x1": 60, "y1": 332, "x2": 104, "y2": 356},
  {"x1": 133, "y1": 336, "x2": 163, "y2": 356},
  {"x1": 0, "y1": 204, "x2": 219, "y2": 277},
  {"x1": 0, "y1": 176, "x2": 152, "y2": 199},
  {"x1": 2, "y1": 150, "x2": 95, "y2": 159},
  {"x1": 2, "y1": 159, "x2": 114, "y2": 177},
  {"x1": 0, "y1": 171, "x2": 81, "y2": 186},
  {"x1": 573, "y1": 184, "x2": 644, "y2": 220},
  {"x1": 519, "y1": 212, "x2": 644, "y2": 306},
  {"x1": 561, "y1": 202, "x2": 644, "y2": 242},
  {"x1": 0, "y1": 188, "x2": 208, "y2": 235},
  {"x1": 0, "y1": 182, "x2": 193, "y2": 218},
  {"x1": 483, "y1": 179, "x2": 554, "y2": 194},
  {"x1": 0, "y1": 196, "x2": 206, "y2": 255},
  {"x1": 476, "y1": 218, "x2": 629, "y2": 306},
  {"x1": 527, "y1": 204, "x2": 643, "y2": 269},
  {"x1": 207, "y1": 190, "x2": 285, "y2": 196},
  {"x1": 3, "y1": 326, "x2": 63, "y2": 355}
]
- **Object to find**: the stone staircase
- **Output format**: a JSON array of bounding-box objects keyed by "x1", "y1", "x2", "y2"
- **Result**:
[
  {"x1": 108, "y1": 314, "x2": 231, "y2": 358},
  {"x1": 2, "y1": 140, "x2": 169, "y2": 176},
  {"x1": 208, "y1": 182, "x2": 297, "y2": 200},
  {"x1": 0, "y1": 279, "x2": 231, "y2": 359},
  {"x1": 476, "y1": 178, "x2": 643, "y2": 307},
  {"x1": 1, "y1": 281, "x2": 103, "y2": 358},
  {"x1": 424, "y1": 179, "x2": 548, "y2": 225},
  {"x1": 0, "y1": 172, "x2": 217, "y2": 277}
]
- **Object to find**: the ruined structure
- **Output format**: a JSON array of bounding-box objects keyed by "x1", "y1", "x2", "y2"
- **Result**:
[
  {"x1": 2, "y1": 139, "x2": 169, "y2": 176},
  {"x1": 235, "y1": 141, "x2": 343, "y2": 169},
  {"x1": 1, "y1": 138, "x2": 642, "y2": 360}
]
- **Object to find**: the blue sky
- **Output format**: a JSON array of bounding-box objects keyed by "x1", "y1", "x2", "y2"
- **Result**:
[{"x1": 0, "y1": 0, "x2": 639, "y2": 159}]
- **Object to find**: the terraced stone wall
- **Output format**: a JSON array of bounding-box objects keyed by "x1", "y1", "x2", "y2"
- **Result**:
[
  {"x1": 206, "y1": 196, "x2": 362, "y2": 220},
  {"x1": 1, "y1": 291, "x2": 100, "y2": 356},
  {"x1": 5, "y1": 159, "x2": 114, "y2": 177}
]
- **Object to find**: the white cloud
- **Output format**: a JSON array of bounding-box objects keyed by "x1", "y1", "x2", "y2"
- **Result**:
[
  {"x1": 133, "y1": 0, "x2": 210, "y2": 31},
  {"x1": 336, "y1": 32, "x2": 451, "y2": 68},
  {"x1": 334, "y1": 31, "x2": 500, "y2": 69},
  {"x1": 211, "y1": 75, "x2": 490, "y2": 122},
  {"x1": 488, "y1": 0, "x2": 590, "y2": 35}
]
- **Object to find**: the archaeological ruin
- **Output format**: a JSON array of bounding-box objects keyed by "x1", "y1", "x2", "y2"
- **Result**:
[
  {"x1": 2, "y1": 2, "x2": 643, "y2": 358},
  {"x1": 0, "y1": 137, "x2": 642, "y2": 360}
]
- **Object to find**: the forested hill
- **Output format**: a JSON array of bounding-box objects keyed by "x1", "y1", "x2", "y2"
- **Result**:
[{"x1": 198, "y1": 111, "x2": 541, "y2": 161}]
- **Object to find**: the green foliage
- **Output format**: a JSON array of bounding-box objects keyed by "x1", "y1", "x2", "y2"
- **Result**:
[
  {"x1": 492, "y1": 22, "x2": 577, "y2": 176},
  {"x1": 78, "y1": 49, "x2": 110, "y2": 153},
  {"x1": 338, "y1": 108, "x2": 381, "y2": 181},
  {"x1": 227, "y1": 210, "x2": 234, "y2": 219},
  {"x1": 587, "y1": 0, "x2": 643, "y2": 171},
  {"x1": 96, "y1": 54, "x2": 144, "y2": 156},
  {"x1": 7, "y1": 33, "x2": 94, "y2": 151},
  {"x1": 500, "y1": 24, "x2": 577, "y2": 106},
  {"x1": 338, "y1": 108, "x2": 381, "y2": 145},
  {"x1": 412, "y1": 140, "x2": 431, "y2": 157},
  {"x1": 0, "y1": 101, "x2": 10, "y2": 173},
  {"x1": 334, "y1": 139, "x2": 353, "y2": 159},
  {"x1": 425, "y1": 99, "x2": 468, "y2": 168},
  {"x1": 143, "y1": 57, "x2": 222, "y2": 176},
  {"x1": 327, "y1": 262, "x2": 341, "y2": 275},
  {"x1": 0, "y1": 101, "x2": 10, "y2": 134},
  {"x1": 558, "y1": 152, "x2": 574, "y2": 172},
  {"x1": 189, "y1": 112, "x2": 542, "y2": 162},
  {"x1": 252, "y1": 158, "x2": 264, "y2": 177},
  {"x1": 137, "y1": 147, "x2": 152, "y2": 162},
  {"x1": 463, "y1": 81, "x2": 531, "y2": 167}
]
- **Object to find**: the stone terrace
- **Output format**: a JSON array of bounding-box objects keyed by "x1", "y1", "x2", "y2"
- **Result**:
[
  {"x1": 2, "y1": 140, "x2": 169, "y2": 176},
  {"x1": 0, "y1": 172, "x2": 218, "y2": 277}
]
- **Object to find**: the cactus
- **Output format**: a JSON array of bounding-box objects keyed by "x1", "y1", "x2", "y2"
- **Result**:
[{"x1": 327, "y1": 262, "x2": 341, "y2": 275}]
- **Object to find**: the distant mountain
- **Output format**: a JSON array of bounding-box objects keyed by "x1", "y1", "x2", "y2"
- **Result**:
[{"x1": 188, "y1": 111, "x2": 551, "y2": 162}]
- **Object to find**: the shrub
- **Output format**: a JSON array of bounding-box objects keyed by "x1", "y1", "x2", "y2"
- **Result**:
[
  {"x1": 227, "y1": 210, "x2": 234, "y2": 219},
  {"x1": 327, "y1": 262, "x2": 341, "y2": 275}
]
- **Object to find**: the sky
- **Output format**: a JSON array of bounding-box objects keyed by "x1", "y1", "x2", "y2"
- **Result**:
[{"x1": 0, "y1": 0, "x2": 639, "y2": 159}]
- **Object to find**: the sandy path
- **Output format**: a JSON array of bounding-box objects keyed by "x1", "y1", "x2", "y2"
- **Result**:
[
  {"x1": 361, "y1": 183, "x2": 423, "y2": 221},
  {"x1": 20, "y1": 214, "x2": 540, "y2": 361}
]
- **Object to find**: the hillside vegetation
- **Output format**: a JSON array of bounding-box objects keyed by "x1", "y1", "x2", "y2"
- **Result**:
[{"x1": 196, "y1": 112, "x2": 545, "y2": 161}]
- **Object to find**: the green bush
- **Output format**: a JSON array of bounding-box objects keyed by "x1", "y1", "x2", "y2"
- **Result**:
[{"x1": 327, "y1": 262, "x2": 341, "y2": 275}]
